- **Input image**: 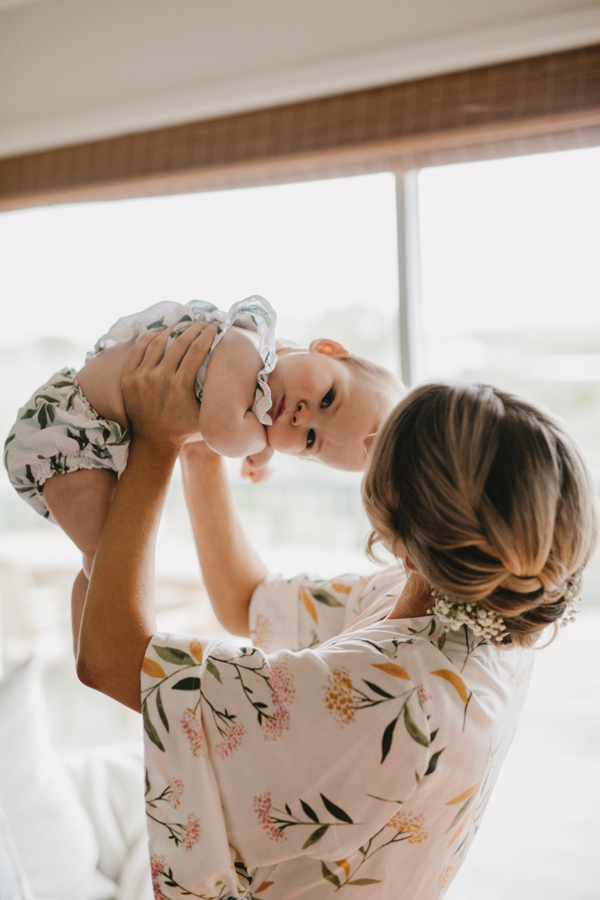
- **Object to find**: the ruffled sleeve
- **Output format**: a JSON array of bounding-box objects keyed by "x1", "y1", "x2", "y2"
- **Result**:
[{"x1": 141, "y1": 628, "x2": 432, "y2": 899}]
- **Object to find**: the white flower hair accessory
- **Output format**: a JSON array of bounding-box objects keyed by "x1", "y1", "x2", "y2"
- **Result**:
[
  {"x1": 428, "y1": 591, "x2": 508, "y2": 644},
  {"x1": 557, "y1": 579, "x2": 582, "y2": 627},
  {"x1": 429, "y1": 577, "x2": 582, "y2": 643}
]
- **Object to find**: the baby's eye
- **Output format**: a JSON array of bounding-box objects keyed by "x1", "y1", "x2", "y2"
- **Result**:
[
  {"x1": 306, "y1": 429, "x2": 316, "y2": 448},
  {"x1": 321, "y1": 388, "x2": 334, "y2": 408}
]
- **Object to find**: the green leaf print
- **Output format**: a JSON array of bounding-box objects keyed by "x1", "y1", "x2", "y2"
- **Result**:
[
  {"x1": 403, "y1": 705, "x2": 430, "y2": 747},
  {"x1": 381, "y1": 716, "x2": 399, "y2": 763},
  {"x1": 321, "y1": 863, "x2": 341, "y2": 888},
  {"x1": 20, "y1": 408, "x2": 37, "y2": 420},
  {"x1": 300, "y1": 800, "x2": 319, "y2": 823},
  {"x1": 362, "y1": 680, "x2": 394, "y2": 700},
  {"x1": 320, "y1": 794, "x2": 353, "y2": 824},
  {"x1": 156, "y1": 690, "x2": 169, "y2": 733},
  {"x1": 425, "y1": 748, "x2": 445, "y2": 776},
  {"x1": 152, "y1": 645, "x2": 196, "y2": 666},
  {"x1": 348, "y1": 879, "x2": 383, "y2": 885},
  {"x1": 303, "y1": 824, "x2": 329, "y2": 849},
  {"x1": 206, "y1": 659, "x2": 222, "y2": 683},
  {"x1": 142, "y1": 700, "x2": 165, "y2": 752},
  {"x1": 90, "y1": 445, "x2": 112, "y2": 459},
  {"x1": 310, "y1": 589, "x2": 344, "y2": 608},
  {"x1": 172, "y1": 677, "x2": 201, "y2": 691}
]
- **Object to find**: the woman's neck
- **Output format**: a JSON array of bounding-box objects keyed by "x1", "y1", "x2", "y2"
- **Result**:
[{"x1": 387, "y1": 570, "x2": 431, "y2": 620}]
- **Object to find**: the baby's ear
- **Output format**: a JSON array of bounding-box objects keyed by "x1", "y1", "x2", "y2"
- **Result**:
[
  {"x1": 309, "y1": 338, "x2": 349, "y2": 359},
  {"x1": 363, "y1": 432, "x2": 378, "y2": 454}
]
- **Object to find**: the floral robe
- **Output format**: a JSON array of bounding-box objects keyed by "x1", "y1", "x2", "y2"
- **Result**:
[{"x1": 141, "y1": 566, "x2": 534, "y2": 899}]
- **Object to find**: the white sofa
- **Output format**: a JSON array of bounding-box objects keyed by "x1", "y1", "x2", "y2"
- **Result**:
[{"x1": 0, "y1": 658, "x2": 152, "y2": 900}]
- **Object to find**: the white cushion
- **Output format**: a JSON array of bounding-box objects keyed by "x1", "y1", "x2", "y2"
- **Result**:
[
  {"x1": 0, "y1": 796, "x2": 33, "y2": 900},
  {"x1": 65, "y1": 742, "x2": 148, "y2": 888},
  {"x1": 0, "y1": 658, "x2": 113, "y2": 900}
]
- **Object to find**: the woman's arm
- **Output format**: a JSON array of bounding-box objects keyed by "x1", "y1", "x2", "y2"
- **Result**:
[
  {"x1": 181, "y1": 442, "x2": 268, "y2": 637},
  {"x1": 77, "y1": 321, "x2": 218, "y2": 712}
]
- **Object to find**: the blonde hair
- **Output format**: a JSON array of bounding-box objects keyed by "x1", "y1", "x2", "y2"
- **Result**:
[
  {"x1": 342, "y1": 354, "x2": 406, "y2": 404},
  {"x1": 362, "y1": 383, "x2": 598, "y2": 647}
]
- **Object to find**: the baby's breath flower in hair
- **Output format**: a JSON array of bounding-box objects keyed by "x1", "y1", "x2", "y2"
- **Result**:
[
  {"x1": 428, "y1": 591, "x2": 508, "y2": 644},
  {"x1": 557, "y1": 578, "x2": 583, "y2": 627}
]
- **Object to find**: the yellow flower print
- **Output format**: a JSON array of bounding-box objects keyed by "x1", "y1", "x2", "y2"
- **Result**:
[
  {"x1": 324, "y1": 667, "x2": 356, "y2": 726},
  {"x1": 439, "y1": 864, "x2": 459, "y2": 886},
  {"x1": 385, "y1": 810, "x2": 428, "y2": 844},
  {"x1": 253, "y1": 614, "x2": 274, "y2": 651}
]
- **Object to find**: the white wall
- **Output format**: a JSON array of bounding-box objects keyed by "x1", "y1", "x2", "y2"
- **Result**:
[{"x1": 1, "y1": 0, "x2": 599, "y2": 157}]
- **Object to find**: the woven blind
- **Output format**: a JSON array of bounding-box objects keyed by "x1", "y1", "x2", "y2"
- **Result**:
[{"x1": 1, "y1": 43, "x2": 599, "y2": 211}]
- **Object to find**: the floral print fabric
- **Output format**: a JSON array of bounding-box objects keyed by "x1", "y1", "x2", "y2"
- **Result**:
[
  {"x1": 90, "y1": 295, "x2": 278, "y2": 425},
  {"x1": 142, "y1": 568, "x2": 534, "y2": 899},
  {"x1": 4, "y1": 367, "x2": 129, "y2": 518}
]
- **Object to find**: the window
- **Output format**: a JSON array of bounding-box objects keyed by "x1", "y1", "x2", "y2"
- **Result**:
[
  {"x1": 1, "y1": 146, "x2": 597, "y2": 897},
  {"x1": 416, "y1": 145, "x2": 600, "y2": 900},
  {"x1": 0, "y1": 173, "x2": 399, "y2": 742}
]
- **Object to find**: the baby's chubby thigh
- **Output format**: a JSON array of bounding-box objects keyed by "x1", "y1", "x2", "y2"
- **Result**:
[{"x1": 43, "y1": 468, "x2": 118, "y2": 576}]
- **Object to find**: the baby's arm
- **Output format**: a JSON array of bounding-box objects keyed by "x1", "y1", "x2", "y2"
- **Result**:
[{"x1": 198, "y1": 328, "x2": 269, "y2": 458}]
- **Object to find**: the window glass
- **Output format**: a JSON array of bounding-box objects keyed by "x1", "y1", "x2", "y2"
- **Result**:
[
  {"x1": 0, "y1": 174, "x2": 399, "y2": 744},
  {"x1": 418, "y1": 147, "x2": 600, "y2": 900}
]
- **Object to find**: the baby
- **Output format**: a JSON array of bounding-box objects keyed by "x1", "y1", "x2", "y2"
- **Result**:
[{"x1": 5, "y1": 295, "x2": 403, "y2": 614}]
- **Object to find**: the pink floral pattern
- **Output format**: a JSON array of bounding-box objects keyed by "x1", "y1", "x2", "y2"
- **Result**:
[
  {"x1": 181, "y1": 812, "x2": 202, "y2": 851},
  {"x1": 417, "y1": 684, "x2": 432, "y2": 704},
  {"x1": 263, "y1": 654, "x2": 295, "y2": 741},
  {"x1": 181, "y1": 708, "x2": 203, "y2": 757},
  {"x1": 167, "y1": 777, "x2": 184, "y2": 808},
  {"x1": 150, "y1": 854, "x2": 166, "y2": 898},
  {"x1": 254, "y1": 792, "x2": 288, "y2": 842},
  {"x1": 215, "y1": 721, "x2": 246, "y2": 758}
]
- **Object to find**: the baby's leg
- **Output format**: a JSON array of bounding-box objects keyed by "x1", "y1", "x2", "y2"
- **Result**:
[{"x1": 42, "y1": 468, "x2": 118, "y2": 653}]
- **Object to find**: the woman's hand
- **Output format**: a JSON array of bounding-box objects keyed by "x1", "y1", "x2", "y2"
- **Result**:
[{"x1": 121, "y1": 320, "x2": 218, "y2": 456}]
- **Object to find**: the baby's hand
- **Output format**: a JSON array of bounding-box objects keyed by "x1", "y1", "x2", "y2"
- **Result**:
[
  {"x1": 242, "y1": 444, "x2": 274, "y2": 483},
  {"x1": 241, "y1": 459, "x2": 274, "y2": 483}
]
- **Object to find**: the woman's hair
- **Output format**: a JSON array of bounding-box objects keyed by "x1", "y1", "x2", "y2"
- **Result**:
[{"x1": 362, "y1": 383, "x2": 598, "y2": 647}]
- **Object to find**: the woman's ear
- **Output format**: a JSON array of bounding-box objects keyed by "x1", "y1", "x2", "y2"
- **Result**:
[{"x1": 309, "y1": 338, "x2": 349, "y2": 359}]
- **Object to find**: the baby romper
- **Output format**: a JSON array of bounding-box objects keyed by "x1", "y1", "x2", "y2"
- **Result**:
[{"x1": 4, "y1": 296, "x2": 277, "y2": 518}]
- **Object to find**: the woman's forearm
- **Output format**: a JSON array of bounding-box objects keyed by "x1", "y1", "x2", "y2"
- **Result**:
[
  {"x1": 181, "y1": 442, "x2": 268, "y2": 636},
  {"x1": 77, "y1": 443, "x2": 176, "y2": 711},
  {"x1": 76, "y1": 321, "x2": 220, "y2": 712}
]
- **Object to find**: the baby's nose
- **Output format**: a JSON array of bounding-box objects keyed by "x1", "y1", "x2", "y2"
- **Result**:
[{"x1": 291, "y1": 401, "x2": 308, "y2": 425}]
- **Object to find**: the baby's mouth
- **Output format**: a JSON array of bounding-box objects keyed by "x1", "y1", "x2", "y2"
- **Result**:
[{"x1": 272, "y1": 397, "x2": 285, "y2": 422}]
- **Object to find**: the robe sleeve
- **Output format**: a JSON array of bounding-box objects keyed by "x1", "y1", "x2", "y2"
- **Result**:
[
  {"x1": 248, "y1": 567, "x2": 405, "y2": 652},
  {"x1": 141, "y1": 629, "x2": 432, "y2": 899}
]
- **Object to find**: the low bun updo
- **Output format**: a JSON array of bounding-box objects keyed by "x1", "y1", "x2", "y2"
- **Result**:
[{"x1": 362, "y1": 383, "x2": 598, "y2": 647}]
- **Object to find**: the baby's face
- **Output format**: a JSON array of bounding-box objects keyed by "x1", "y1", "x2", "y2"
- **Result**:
[{"x1": 266, "y1": 348, "x2": 391, "y2": 471}]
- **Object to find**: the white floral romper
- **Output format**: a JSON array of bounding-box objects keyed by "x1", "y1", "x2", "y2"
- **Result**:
[
  {"x1": 4, "y1": 296, "x2": 277, "y2": 518},
  {"x1": 142, "y1": 566, "x2": 535, "y2": 900}
]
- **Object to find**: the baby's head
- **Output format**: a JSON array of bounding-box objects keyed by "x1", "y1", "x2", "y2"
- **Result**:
[{"x1": 266, "y1": 339, "x2": 405, "y2": 471}]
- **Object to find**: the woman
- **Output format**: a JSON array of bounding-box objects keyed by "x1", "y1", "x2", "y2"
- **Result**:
[{"x1": 77, "y1": 322, "x2": 597, "y2": 900}]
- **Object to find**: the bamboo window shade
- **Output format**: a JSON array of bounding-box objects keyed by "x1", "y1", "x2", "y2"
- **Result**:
[{"x1": 1, "y1": 43, "x2": 599, "y2": 212}]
